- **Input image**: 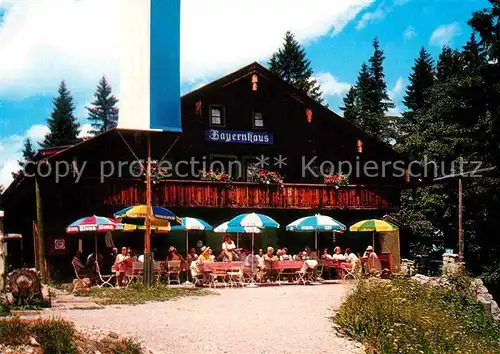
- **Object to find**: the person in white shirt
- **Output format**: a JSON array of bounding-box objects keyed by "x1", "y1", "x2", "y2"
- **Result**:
[
  {"x1": 222, "y1": 234, "x2": 237, "y2": 261},
  {"x1": 256, "y1": 248, "x2": 265, "y2": 269},
  {"x1": 344, "y1": 248, "x2": 358, "y2": 263},
  {"x1": 321, "y1": 248, "x2": 334, "y2": 260},
  {"x1": 332, "y1": 246, "x2": 346, "y2": 261},
  {"x1": 280, "y1": 247, "x2": 293, "y2": 261}
]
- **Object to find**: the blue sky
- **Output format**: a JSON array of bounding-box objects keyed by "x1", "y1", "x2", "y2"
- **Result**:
[{"x1": 0, "y1": 0, "x2": 491, "y2": 186}]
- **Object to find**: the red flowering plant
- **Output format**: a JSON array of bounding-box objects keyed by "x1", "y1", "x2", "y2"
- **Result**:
[
  {"x1": 324, "y1": 172, "x2": 350, "y2": 188},
  {"x1": 200, "y1": 170, "x2": 234, "y2": 189},
  {"x1": 252, "y1": 170, "x2": 284, "y2": 188},
  {"x1": 131, "y1": 160, "x2": 171, "y2": 184}
]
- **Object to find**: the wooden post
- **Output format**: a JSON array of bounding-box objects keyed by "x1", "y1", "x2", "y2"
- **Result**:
[
  {"x1": 35, "y1": 177, "x2": 47, "y2": 281},
  {"x1": 143, "y1": 133, "x2": 153, "y2": 285},
  {"x1": 458, "y1": 177, "x2": 464, "y2": 262}
]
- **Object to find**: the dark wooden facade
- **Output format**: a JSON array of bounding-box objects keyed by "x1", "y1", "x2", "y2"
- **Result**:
[{"x1": 2, "y1": 62, "x2": 408, "y2": 278}]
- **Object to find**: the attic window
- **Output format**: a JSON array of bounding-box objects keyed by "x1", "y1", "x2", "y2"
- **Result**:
[
  {"x1": 210, "y1": 105, "x2": 225, "y2": 126},
  {"x1": 253, "y1": 112, "x2": 264, "y2": 128},
  {"x1": 306, "y1": 108, "x2": 312, "y2": 123},
  {"x1": 357, "y1": 139, "x2": 363, "y2": 153}
]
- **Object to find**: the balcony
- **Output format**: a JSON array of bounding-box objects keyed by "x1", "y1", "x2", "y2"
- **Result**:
[{"x1": 99, "y1": 179, "x2": 398, "y2": 211}]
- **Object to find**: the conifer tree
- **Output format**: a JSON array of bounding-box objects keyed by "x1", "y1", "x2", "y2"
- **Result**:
[
  {"x1": 19, "y1": 138, "x2": 37, "y2": 167},
  {"x1": 368, "y1": 38, "x2": 395, "y2": 116},
  {"x1": 87, "y1": 76, "x2": 119, "y2": 135},
  {"x1": 436, "y1": 46, "x2": 462, "y2": 82},
  {"x1": 269, "y1": 31, "x2": 324, "y2": 104},
  {"x1": 340, "y1": 87, "x2": 358, "y2": 124},
  {"x1": 403, "y1": 47, "x2": 435, "y2": 113},
  {"x1": 41, "y1": 81, "x2": 80, "y2": 148}
]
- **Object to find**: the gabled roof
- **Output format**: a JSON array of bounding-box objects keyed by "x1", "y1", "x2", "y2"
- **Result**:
[{"x1": 183, "y1": 61, "x2": 404, "y2": 159}]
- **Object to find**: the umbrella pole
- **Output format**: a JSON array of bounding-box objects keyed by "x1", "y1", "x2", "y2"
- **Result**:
[
  {"x1": 373, "y1": 231, "x2": 375, "y2": 252},
  {"x1": 183, "y1": 231, "x2": 191, "y2": 284},
  {"x1": 246, "y1": 232, "x2": 258, "y2": 288},
  {"x1": 315, "y1": 230, "x2": 318, "y2": 250},
  {"x1": 236, "y1": 232, "x2": 239, "y2": 249}
]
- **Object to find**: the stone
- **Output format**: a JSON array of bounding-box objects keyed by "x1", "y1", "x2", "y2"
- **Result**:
[
  {"x1": 108, "y1": 331, "x2": 119, "y2": 339},
  {"x1": 477, "y1": 293, "x2": 493, "y2": 302},
  {"x1": 490, "y1": 300, "x2": 499, "y2": 316},
  {"x1": 29, "y1": 337, "x2": 39, "y2": 347},
  {"x1": 477, "y1": 285, "x2": 490, "y2": 295}
]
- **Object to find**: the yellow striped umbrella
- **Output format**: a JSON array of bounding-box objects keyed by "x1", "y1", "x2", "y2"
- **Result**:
[
  {"x1": 122, "y1": 224, "x2": 171, "y2": 233},
  {"x1": 349, "y1": 219, "x2": 398, "y2": 251}
]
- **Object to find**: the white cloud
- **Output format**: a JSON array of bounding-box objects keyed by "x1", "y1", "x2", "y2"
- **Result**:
[
  {"x1": 389, "y1": 77, "x2": 404, "y2": 100},
  {"x1": 403, "y1": 26, "x2": 417, "y2": 40},
  {"x1": 0, "y1": 0, "x2": 374, "y2": 99},
  {"x1": 429, "y1": 23, "x2": 461, "y2": 47},
  {"x1": 356, "y1": 5, "x2": 386, "y2": 30},
  {"x1": 314, "y1": 73, "x2": 351, "y2": 97},
  {"x1": 78, "y1": 123, "x2": 93, "y2": 139},
  {"x1": 0, "y1": 124, "x2": 48, "y2": 189}
]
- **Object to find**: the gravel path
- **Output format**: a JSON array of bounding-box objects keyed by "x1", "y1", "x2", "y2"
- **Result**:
[{"x1": 54, "y1": 284, "x2": 362, "y2": 354}]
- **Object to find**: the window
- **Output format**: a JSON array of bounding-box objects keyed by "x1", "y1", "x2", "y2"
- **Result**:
[
  {"x1": 357, "y1": 139, "x2": 363, "y2": 153},
  {"x1": 253, "y1": 112, "x2": 264, "y2": 128},
  {"x1": 210, "y1": 105, "x2": 225, "y2": 126}
]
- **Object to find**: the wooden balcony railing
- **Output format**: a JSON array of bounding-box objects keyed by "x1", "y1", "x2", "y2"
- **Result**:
[{"x1": 95, "y1": 179, "x2": 398, "y2": 210}]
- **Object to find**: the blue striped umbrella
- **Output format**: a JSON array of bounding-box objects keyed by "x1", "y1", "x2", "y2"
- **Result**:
[
  {"x1": 213, "y1": 221, "x2": 261, "y2": 249},
  {"x1": 171, "y1": 217, "x2": 213, "y2": 284},
  {"x1": 286, "y1": 214, "x2": 346, "y2": 250},
  {"x1": 226, "y1": 212, "x2": 279, "y2": 229}
]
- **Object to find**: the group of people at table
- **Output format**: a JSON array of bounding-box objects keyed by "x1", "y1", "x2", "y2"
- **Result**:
[{"x1": 72, "y1": 234, "x2": 383, "y2": 286}]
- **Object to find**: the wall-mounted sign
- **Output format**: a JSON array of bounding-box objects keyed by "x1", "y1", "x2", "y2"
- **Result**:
[
  {"x1": 205, "y1": 129, "x2": 273, "y2": 145},
  {"x1": 54, "y1": 239, "x2": 66, "y2": 250}
]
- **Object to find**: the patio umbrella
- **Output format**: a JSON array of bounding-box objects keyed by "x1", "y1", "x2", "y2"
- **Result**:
[
  {"x1": 122, "y1": 224, "x2": 171, "y2": 233},
  {"x1": 213, "y1": 221, "x2": 261, "y2": 248},
  {"x1": 226, "y1": 213, "x2": 279, "y2": 286},
  {"x1": 286, "y1": 214, "x2": 346, "y2": 250},
  {"x1": 349, "y1": 219, "x2": 398, "y2": 252},
  {"x1": 66, "y1": 215, "x2": 124, "y2": 258},
  {"x1": 171, "y1": 217, "x2": 213, "y2": 284},
  {"x1": 114, "y1": 205, "x2": 182, "y2": 227}
]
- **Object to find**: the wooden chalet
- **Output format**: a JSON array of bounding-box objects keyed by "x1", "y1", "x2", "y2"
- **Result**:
[{"x1": 2, "y1": 62, "x2": 408, "y2": 279}]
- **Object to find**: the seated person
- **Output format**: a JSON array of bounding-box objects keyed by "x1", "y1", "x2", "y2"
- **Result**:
[
  {"x1": 341, "y1": 248, "x2": 359, "y2": 269},
  {"x1": 114, "y1": 247, "x2": 129, "y2": 286},
  {"x1": 86, "y1": 252, "x2": 104, "y2": 273},
  {"x1": 362, "y1": 246, "x2": 382, "y2": 274},
  {"x1": 304, "y1": 246, "x2": 313, "y2": 260},
  {"x1": 167, "y1": 246, "x2": 183, "y2": 261},
  {"x1": 310, "y1": 249, "x2": 319, "y2": 260},
  {"x1": 72, "y1": 250, "x2": 87, "y2": 274},
  {"x1": 222, "y1": 234, "x2": 238, "y2": 261},
  {"x1": 321, "y1": 248, "x2": 333, "y2": 260},
  {"x1": 236, "y1": 248, "x2": 246, "y2": 262},
  {"x1": 332, "y1": 247, "x2": 346, "y2": 261},
  {"x1": 197, "y1": 246, "x2": 213, "y2": 264},
  {"x1": 280, "y1": 247, "x2": 293, "y2": 261},
  {"x1": 245, "y1": 251, "x2": 259, "y2": 268},
  {"x1": 256, "y1": 249, "x2": 265, "y2": 269},
  {"x1": 216, "y1": 250, "x2": 226, "y2": 262},
  {"x1": 293, "y1": 251, "x2": 305, "y2": 261},
  {"x1": 263, "y1": 247, "x2": 278, "y2": 269},
  {"x1": 187, "y1": 248, "x2": 198, "y2": 263}
]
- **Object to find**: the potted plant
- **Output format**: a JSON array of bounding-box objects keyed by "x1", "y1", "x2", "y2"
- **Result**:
[
  {"x1": 252, "y1": 170, "x2": 284, "y2": 189},
  {"x1": 324, "y1": 172, "x2": 350, "y2": 189}
]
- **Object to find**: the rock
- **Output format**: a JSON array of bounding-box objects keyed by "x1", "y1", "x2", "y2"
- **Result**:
[
  {"x1": 108, "y1": 331, "x2": 119, "y2": 339},
  {"x1": 490, "y1": 300, "x2": 499, "y2": 316},
  {"x1": 29, "y1": 337, "x2": 40, "y2": 347},
  {"x1": 477, "y1": 293, "x2": 493, "y2": 302},
  {"x1": 477, "y1": 285, "x2": 489, "y2": 294}
]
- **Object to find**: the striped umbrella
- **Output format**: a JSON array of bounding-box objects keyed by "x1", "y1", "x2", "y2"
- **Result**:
[
  {"x1": 66, "y1": 215, "x2": 124, "y2": 258},
  {"x1": 213, "y1": 221, "x2": 261, "y2": 249},
  {"x1": 227, "y1": 213, "x2": 279, "y2": 284},
  {"x1": 171, "y1": 217, "x2": 213, "y2": 284},
  {"x1": 122, "y1": 224, "x2": 171, "y2": 233},
  {"x1": 286, "y1": 214, "x2": 346, "y2": 250},
  {"x1": 114, "y1": 205, "x2": 182, "y2": 227},
  {"x1": 349, "y1": 219, "x2": 398, "y2": 252}
]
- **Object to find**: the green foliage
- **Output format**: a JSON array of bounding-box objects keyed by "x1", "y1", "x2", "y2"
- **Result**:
[
  {"x1": 340, "y1": 38, "x2": 395, "y2": 142},
  {"x1": 85, "y1": 283, "x2": 212, "y2": 305},
  {"x1": 333, "y1": 279, "x2": 500, "y2": 354},
  {"x1": 0, "y1": 317, "x2": 28, "y2": 345},
  {"x1": 32, "y1": 318, "x2": 76, "y2": 354},
  {"x1": 269, "y1": 31, "x2": 324, "y2": 104},
  {"x1": 41, "y1": 81, "x2": 81, "y2": 148},
  {"x1": 87, "y1": 76, "x2": 119, "y2": 135},
  {"x1": 106, "y1": 337, "x2": 143, "y2": 354}
]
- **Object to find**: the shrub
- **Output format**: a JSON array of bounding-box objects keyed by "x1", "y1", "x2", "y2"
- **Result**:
[
  {"x1": 0, "y1": 317, "x2": 29, "y2": 345},
  {"x1": 31, "y1": 318, "x2": 76, "y2": 354},
  {"x1": 333, "y1": 278, "x2": 500, "y2": 354}
]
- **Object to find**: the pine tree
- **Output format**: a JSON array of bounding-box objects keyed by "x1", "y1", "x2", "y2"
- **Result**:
[
  {"x1": 436, "y1": 46, "x2": 462, "y2": 82},
  {"x1": 41, "y1": 81, "x2": 80, "y2": 148},
  {"x1": 269, "y1": 31, "x2": 324, "y2": 104},
  {"x1": 354, "y1": 63, "x2": 373, "y2": 131},
  {"x1": 87, "y1": 76, "x2": 119, "y2": 135},
  {"x1": 19, "y1": 138, "x2": 37, "y2": 167},
  {"x1": 403, "y1": 47, "x2": 435, "y2": 113},
  {"x1": 340, "y1": 87, "x2": 358, "y2": 124},
  {"x1": 368, "y1": 38, "x2": 395, "y2": 115}
]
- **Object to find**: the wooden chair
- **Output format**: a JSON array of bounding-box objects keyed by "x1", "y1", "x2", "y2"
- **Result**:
[
  {"x1": 153, "y1": 261, "x2": 164, "y2": 284},
  {"x1": 167, "y1": 260, "x2": 181, "y2": 285},
  {"x1": 227, "y1": 266, "x2": 244, "y2": 287},
  {"x1": 125, "y1": 261, "x2": 143, "y2": 285},
  {"x1": 342, "y1": 259, "x2": 362, "y2": 280},
  {"x1": 72, "y1": 260, "x2": 91, "y2": 289}
]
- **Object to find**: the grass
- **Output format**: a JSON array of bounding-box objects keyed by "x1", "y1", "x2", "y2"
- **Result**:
[
  {"x1": 333, "y1": 277, "x2": 500, "y2": 354},
  {"x1": 0, "y1": 317, "x2": 145, "y2": 354},
  {"x1": 84, "y1": 283, "x2": 214, "y2": 305}
]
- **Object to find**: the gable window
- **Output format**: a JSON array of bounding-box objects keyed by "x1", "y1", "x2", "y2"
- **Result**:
[
  {"x1": 253, "y1": 112, "x2": 264, "y2": 128},
  {"x1": 210, "y1": 105, "x2": 225, "y2": 126}
]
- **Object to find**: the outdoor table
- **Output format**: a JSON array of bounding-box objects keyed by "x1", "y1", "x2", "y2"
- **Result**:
[{"x1": 272, "y1": 260, "x2": 304, "y2": 283}]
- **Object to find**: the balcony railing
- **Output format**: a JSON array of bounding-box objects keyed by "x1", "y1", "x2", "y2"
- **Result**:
[{"x1": 97, "y1": 179, "x2": 398, "y2": 210}]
